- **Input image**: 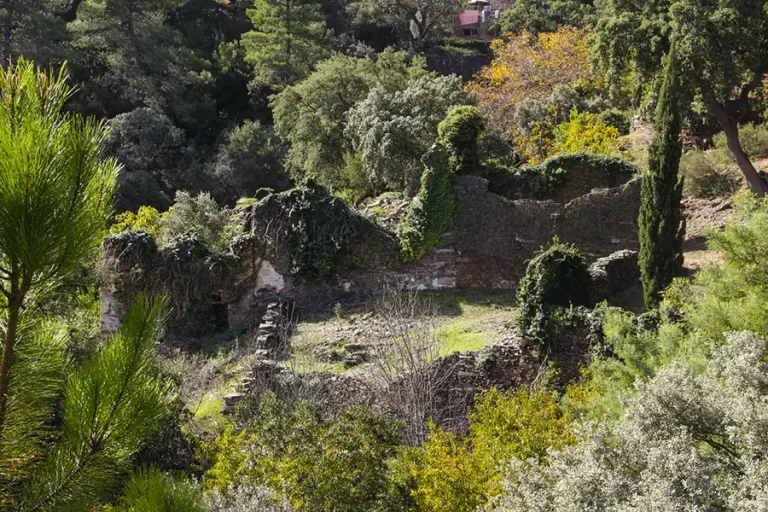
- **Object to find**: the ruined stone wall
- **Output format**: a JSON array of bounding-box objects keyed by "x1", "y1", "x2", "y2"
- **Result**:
[
  {"x1": 453, "y1": 175, "x2": 641, "y2": 289},
  {"x1": 102, "y1": 174, "x2": 641, "y2": 332}
]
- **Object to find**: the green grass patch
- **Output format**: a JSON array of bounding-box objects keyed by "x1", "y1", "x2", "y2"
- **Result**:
[{"x1": 437, "y1": 325, "x2": 490, "y2": 355}]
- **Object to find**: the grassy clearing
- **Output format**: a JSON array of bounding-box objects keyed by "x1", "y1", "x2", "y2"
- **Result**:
[{"x1": 289, "y1": 291, "x2": 518, "y2": 374}]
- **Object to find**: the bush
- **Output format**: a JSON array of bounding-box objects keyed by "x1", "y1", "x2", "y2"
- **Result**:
[
  {"x1": 399, "y1": 145, "x2": 455, "y2": 261},
  {"x1": 554, "y1": 109, "x2": 622, "y2": 156},
  {"x1": 438, "y1": 105, "x2": 485, "y2": 175},
  {"x1": 516, "y1": 239, "x2": 593, "y2": 341},
  {"x1": 203, "y1": 394, "x2": 402, "y2": 512},
  {"x1": 396, "y1": 388, "x2": 574, "y2": 512},
  {"x1": 486, "y1": 152, "x2": 638, "y2": 201},
  {"x1": 713, "y1": 122, "x2": 768, "y2": 162},
  {"x1": 159, "y1": 191, "x2": 231, "y2": 250},
  {"x1": 680, "y1": 150, "x2": 740, "y2": 198},
  {"x1": 488, "y1": 331, "x2": 768, "y2": 511}
]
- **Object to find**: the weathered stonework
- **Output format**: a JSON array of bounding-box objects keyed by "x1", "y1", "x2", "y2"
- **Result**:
[{"x1": 103, "y1": 173, "x2": 641, "y2": 333}]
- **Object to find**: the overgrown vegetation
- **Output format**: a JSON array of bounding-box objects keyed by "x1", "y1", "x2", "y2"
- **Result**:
[{"x1": 516, "y1": 239, "x2": 593, "y2": 342}]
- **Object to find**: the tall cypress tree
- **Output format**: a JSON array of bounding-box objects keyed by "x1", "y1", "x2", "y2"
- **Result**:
[{"x1": 639, "y1": 36, "x2": 686, "y2": 308}]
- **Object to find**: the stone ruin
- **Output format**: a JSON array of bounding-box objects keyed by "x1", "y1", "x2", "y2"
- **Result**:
[{"x1": 102, "y1": 166, "x2": 642, "y2": 335}]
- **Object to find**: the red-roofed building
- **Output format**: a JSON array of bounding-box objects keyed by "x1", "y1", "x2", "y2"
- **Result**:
[{"x1": 455, "y1": 0, "x2": 506, "y2": 39}]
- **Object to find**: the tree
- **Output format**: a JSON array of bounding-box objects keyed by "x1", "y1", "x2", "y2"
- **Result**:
[
  {"x1": 241, "y1": 0, "x2": 331, "y2": 89},
  {"x1": 489, "y1": 0, "x2": 595, "y2": 36},
  {"x1": 0, "y1": 0, "x2": 68, "y2": 65},
  {"x1": 0, "y1": 60, "x2": 117, "y2": 437},
  {"x1": 13, "y1": 297, "x2": 173, "y2": 510},
  {"x1": 593, "y1": 0, "x2": 768, "y2": 196},
  {"x1": 639, "y1": 39, "x2": 685, "y2": 308},
  {"x1": 208, "y1": 119, "x2": 289, "y2": 203},
  {"x1": 468, "y1": 27, "x2": 592, "y2": 148},
  {"x1": 272, "y1": 50, "x2": 428, "y2": 187},
  {"x1": 67, "y1": 0, "x2": 215, "y2": 126},
  {"x1": 348, "y1": 0, "x2": 464, "y2": 45},
  {"x1": 346, "y1": 74, "x2": 469, "y2": 193},
  {"x1": 106, "y1": 107, "x2": 189, "y2": 212}
]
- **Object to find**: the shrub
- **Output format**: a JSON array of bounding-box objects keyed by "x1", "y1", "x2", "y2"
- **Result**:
[
  {"x1": 159, "y1": 191, "x2": 231, "y2": 250},
  {"x1": 111, "y1": 205, "x2": 163, "y2": 239},
  {"x1": 516, "y1": 239, "x2": 593, "y2": 341},
  {"x1": 487, "y1": 331, "x2": 768, "y2": 511},
  {"x1": 438, "y1": 105, "x2": 485, "y2": 175},
  {"x1": 486, "y1": 152, "x2": 637, "y2": 200},
  {"x1": 680, "y1": 150, "x2": 739, "y2": 198},
  {"x1": 203, "y1": 394, "x2": 402, "y2": 512},
  {"x1": 713, "y1": 122, "x2": 768, "y2": 163},
  {"x1": 688, "y1": 192, "x2": 768, "y2": 341},
  {"x1": 397, "y1": 388, "x2": 574, "y2": 512},
  {"x1": 554, "y1": 109, "x2": 622, "y2": 156},
  {"x1": 399, "y1": 145, "x2": 455, "y2": 261}
]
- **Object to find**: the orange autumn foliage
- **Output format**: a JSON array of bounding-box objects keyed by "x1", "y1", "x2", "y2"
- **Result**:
[{"x1": 467, "y1": 26, "x2": 592, "y2": 158}]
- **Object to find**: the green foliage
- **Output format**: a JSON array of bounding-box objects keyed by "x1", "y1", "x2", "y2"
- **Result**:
[
  {"x1": 592, "y1": 0, "x2": 768, "y2": 193},
  {"x1": 203, "y1": 394, "x2": 402, "y2": 512},
  {"x1": 0, "y1": 59, "x2": 118, "y2": 298},
  {"x1": 680, "y1": 150, "x2": 739, "y2": 198},
  {"x1": 553, "y1": 109, "x2": 622, "y2": 156},
  {"x1": 118, "y1": 467, "x2": 207, "y2": 512},
  {"x1": 438, "y1": 105, "x2": 485, "y2": 176},
  {"x1": 242, "y1": 0, "x2": 331, "y2": 88},
  {"x1": 346, "y1": 74, "x2": 469, "y2": 194},
  {"x1": 255, "y1": 182, "x2": 389, "y2": 278},
  {"x1": 159, "y1": 191, "x2": 231, "y2": 250},
  {"x1": 712, "y1": 122, "x2": 768, "y2": 163},
  {"x1": 349, "y1": 0, "x2": 465, "y2": 44},
  {"x1": 486, "y1": 152, "x2": 638, "y2": 200},
  {"x1": 399, "y1": 145, "x2": 455, "y2": 261},
  {"x1": 488, "y1": 0, "x2": 595, "y2": 36},
  {"x1": 639, "y1": 41, "x2": 685, "y2": 308},
  {"x1": 68, "y1": 0, "x2": 215, "y2": 127},
  {"x1": 106, "y1": 107, "x2": 189, "y2": 212},
  {"x1": 208, "y1": 119, "x2": 289, "y2": 203},
  {"x1": 14, "y1": 297, "x2": 174, "y2": 511},
  {"x1": 687, "y1": 192, "x2": 768, "y2": 342},
  {"x1": 489, "y1": 331, "x2": 768, "y2": 511},
  {"x1": 516, "y1": 239, "x2": 593, "y2": 342},
  {"x1": 111, "y1": 206, "x2": 163, "y2": 239},
  {"x1": 0, "y1": 59, "x2": 118, "y2": 470},
  {"x1": 272, "y1": 50, "x2": 428, "y2": 189},
  {"x1": 397, "y1": 388, "x2": 574, "y2": 512}
]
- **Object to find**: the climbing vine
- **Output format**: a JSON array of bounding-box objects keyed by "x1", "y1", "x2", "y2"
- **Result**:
[
  {"x1": 250, "y1": 182, "x2": 393, "y2": 279},
  {"x1": 399, "y1": 145, "x2": 455, "y2": 261}
]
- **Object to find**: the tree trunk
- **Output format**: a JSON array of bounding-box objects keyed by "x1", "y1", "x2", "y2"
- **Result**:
[
  {"x1": 0, "y1": 293, "x2": 23, "y2": 433},
  {"x1": 721, "y1": 122, "x2": 768, "y2": 197},
  {"x1": 699, "y1": 77, "x2": 768, "y2": 197}
]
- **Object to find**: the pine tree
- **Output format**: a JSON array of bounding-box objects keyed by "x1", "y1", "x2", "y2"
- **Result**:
[
  {"x1": 639, "y1": 37, "x2": 686, "y2": 308},
  {"x1": 242, "y1": 0, "x2": 330, "y2": 89}
]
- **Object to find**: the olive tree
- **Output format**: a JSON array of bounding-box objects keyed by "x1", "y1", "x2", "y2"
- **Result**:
[{"x1": 593, "y1": 0, "x2": 768, "y2": 195}]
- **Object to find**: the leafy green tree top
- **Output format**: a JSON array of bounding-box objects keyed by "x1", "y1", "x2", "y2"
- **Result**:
[
  {"x1": 489, "y1": 0, "x2": 595, "y2": 36},
  {"x1": 349, "y1": 0, "x2": 464, "y2": 45},
  {"x1": 272, "y1": 49, "x2": 428, "y2": 185},
  {"x1": 242, "y1": 0, "x2": 331, "y2": 89},
  {"x1": 593, "y1": 0, "x2": 768, "y2": 195}
]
